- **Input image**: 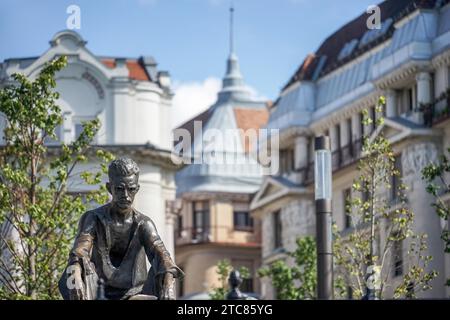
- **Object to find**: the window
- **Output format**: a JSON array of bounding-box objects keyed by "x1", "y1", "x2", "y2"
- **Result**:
[
  {"x1": 347, "y1": 118, "x2": 352, "y2": 144},
  {"x1": 177, "y1": 215, "x2": 183, "y2": 238},
  {"x1": 407, "y1": 88, "x2": 414, "y2": 112},
  {"x1": 346, "y1": 118, "x2": 353, "y2": 158},
  {"x1": 192, "y1": 201, "x2": 210, "y2": 241},
  {"x1": 334, "y1": 124, "x2": 342, "y2": 166},
  {"x1": 343, "y1": 188, "x2": 352, "y2": 229},
  {"x1": 273, "y1": 210, "x2": 282, "y2": 250},
  {"x1": 358, "y1": 18, "x2": 393, "y2": 48},
  {"x1": 74, "y1": 118, "x2": 98, "y2": 142},
  {"x1": 397, "y1": 86, "x2": 416, "y2": 115},
  {"x1": 280, "y1": 149, "x2": 294, "y2": 175},
  {"x1": 370, "y1": 106, "x2": 376, "y2": 133},
  {"x1": 335, "y1": 124, "x2": 341, "y2": 149},
  {"x1": 359, "y1": 112, "x2": 364, "y2": 139},
  {"x1": 44, "y1": 124, "x2": 62, "y2": 144},
  {"x1": 234, "y1": 211, "x2": 253, "y2": 231},
  {"x1": 75, "y1": 123, "x2": 84, "y2": 140},
  {"x1": 390, "y1": 155, "x2": 402, "y2": 203},
  {"x1": 393, "y1": 235, "x2": 403, "y2": 277},
  {"x1": 338, "y1": 39, "x2": 359, "y2": 61}
]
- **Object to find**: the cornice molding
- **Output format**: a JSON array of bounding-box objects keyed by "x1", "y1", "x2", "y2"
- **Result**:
[
  {"x1": 373, "y1": 60, "x2": 430, "y2": 90},
  {"x1": 432, "y1": 49, "x2": 450, "y2": 69},
  {"x1": 310, "y1": 92, "x2": 379, "y2": 133}
]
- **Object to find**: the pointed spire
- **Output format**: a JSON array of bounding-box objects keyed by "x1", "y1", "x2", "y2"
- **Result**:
[
  {"x1": 229, "y1": 4, "x2": 234, "y2": 55},
  {"x1": 218, "y1": 3, "x2": 251, "y2": 102}
]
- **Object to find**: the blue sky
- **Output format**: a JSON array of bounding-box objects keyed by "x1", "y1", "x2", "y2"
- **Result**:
[{"x1": 0, "y1": 0, "x2": 378, "y2": 126}]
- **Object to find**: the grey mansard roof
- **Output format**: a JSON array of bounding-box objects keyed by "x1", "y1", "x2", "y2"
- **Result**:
[
  {"x1": 267, "y1": 0, "x2": 450, "y2": 131},
  {"x1": 175, "y1": 50, "x2": 269, "y2": 196}
]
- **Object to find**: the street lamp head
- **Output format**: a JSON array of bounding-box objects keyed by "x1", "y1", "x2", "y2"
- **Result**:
[
  {"x1": 314, "y1": 136, "x2": 332, "y2": 201},
  {"x1": 314, "y1": 135, "x2": 331, "y2": 151}
]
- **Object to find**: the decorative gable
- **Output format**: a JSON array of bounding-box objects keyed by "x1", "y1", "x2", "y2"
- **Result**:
[
  {"x1": 368, "y1": 117, "x2": 435, "y2": 146},
  {"x1": 250, "y1": 176, "x2": 307, "y2": 215}
]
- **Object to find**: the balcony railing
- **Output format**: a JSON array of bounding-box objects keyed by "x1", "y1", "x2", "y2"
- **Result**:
[
  {"x1": 421, "y1": 88, "x2": 450, "y2": 127},
  {"x1": 295, "y1": 138, "x2": 363, "y2": 185},
  {"x1": 175, "y1": 225, "x2": 261, "y2": 245}
]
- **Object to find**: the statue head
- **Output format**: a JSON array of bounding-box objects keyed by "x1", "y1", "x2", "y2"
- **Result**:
[
  {"x1": 106, "y1": 158, "x2": 140, "y2": 211},
  {"x1": 228, "y1": 269, "x2": 243, "y2": 289}
]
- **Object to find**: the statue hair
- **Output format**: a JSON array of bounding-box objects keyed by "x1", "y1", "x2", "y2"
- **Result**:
[{"x1": 108, "y1": 158, "x2": 140, "y2": 181}]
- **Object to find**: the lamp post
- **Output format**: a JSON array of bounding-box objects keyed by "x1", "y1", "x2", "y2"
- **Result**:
[{"x1": 314, "y1": 136, "x2": 333, "y2": 300}]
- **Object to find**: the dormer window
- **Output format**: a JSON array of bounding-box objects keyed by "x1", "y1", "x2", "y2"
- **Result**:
[
  {"x1": 358, "y1": 18, "x2": 393, "y2": 49},
  {"x1": 338, "y1": 39, "x2": 359, "y2": 61}
]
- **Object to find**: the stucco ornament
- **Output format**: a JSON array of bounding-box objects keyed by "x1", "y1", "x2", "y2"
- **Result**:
[{"x1": 401, "y1": 142, "x2": 438, "y2": 177}]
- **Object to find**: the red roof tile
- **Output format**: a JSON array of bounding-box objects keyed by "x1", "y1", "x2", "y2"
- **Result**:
[
  {"x1": 233, "y1": 107, "x2": 269, "y2": 153},
  {"x1": 126, "y1": 60, "x2": 149, "y2": 81},
  {"x1": 101, "y1": 59, "x2": 115, "y2": 69},
  {"x1": 100, "y1": 58, "x2": 150, "y2": 81}
]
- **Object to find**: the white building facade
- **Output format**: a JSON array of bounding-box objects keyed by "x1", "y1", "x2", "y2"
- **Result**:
[
  {"x1": 0, "y1": 30, "x2": 178, "y2": 255},
  {"x1": 251, "y1": 0, "x2": 450, "y2": 299}
]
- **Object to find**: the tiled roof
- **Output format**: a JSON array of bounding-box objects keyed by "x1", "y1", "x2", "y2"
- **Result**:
[
  {"x1": 173, "y1": 106, "x2": 269, "y2": 151},
  {"x1": 101, "y1": 58, "x2": 115, "y2": 69},
  {"x1": 174, "y1": 108, "x2": 211, "y2": 146},
  {"x1": 283, "y1": 0, "x2": 441, "y2": 90},
  {"x1": 233, "y1": 107, "x2": 269, "y2": 152},
  {"x1": 100, "y1": 58, "x2": 151, "y2": 81},
  {"x1": 126, "y1": 60, "x2": 149, "y2": 81}
]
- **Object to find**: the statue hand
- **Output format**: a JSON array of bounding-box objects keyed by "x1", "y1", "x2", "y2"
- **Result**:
[{"x1": 160, "y1": 272, "x2": 175, "y2": 300}]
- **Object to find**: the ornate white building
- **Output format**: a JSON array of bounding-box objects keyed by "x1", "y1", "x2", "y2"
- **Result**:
[
  {"x1": 251, "y1": 0, "x2": 450, "y2": 299},
  {"x1": 0, "y1": 30, "x2": 178, "y2": 255}
]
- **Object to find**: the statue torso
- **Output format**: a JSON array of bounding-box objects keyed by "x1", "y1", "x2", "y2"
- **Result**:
[{"x1": 108, "y1": 213, "x2": 135, "y2": 268}]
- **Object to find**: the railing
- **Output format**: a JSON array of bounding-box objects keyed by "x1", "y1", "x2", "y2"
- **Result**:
[
  {"x1": 421, "y1": 88, "x2": 450, "y2": 127},
  {"x1": 175, "y1": 225, "x2": 261, "y2": 245},
  {"x1": 295, "y1": 139, "x2": 363, "y2": 185}
]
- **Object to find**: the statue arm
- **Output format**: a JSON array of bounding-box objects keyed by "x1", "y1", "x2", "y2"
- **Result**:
[
  {"x1": 140, "y1": 219, "x2": 184, "y2": 279},
  {"x1": 69, "y1": 211, "x2": 96, "y2": 265},
  {"x1": 62, "y1": 211, "x2": 97, "y2": 300}
]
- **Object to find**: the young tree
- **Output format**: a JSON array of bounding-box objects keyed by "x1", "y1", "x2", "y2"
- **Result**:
[
  {"x1": 209, "y1": 259, "x2": 250, "y2": 300},
  {"x1": 422, "y1": 150, "x2": 450, "y2": 288},
  {"x1": 0, "y1": 56, "x2": 114, "y2": 299},
  {"x1": 334, "y1": 97, "x2": 437, "y2": 299},
  {"x1": 258, "y1": 236, "x2": 317, "y2": 300}
]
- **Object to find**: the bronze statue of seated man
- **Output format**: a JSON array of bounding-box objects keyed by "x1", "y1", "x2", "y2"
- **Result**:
[{"x1": 59, "y1": 158, "x2": 183, "y2": 300}]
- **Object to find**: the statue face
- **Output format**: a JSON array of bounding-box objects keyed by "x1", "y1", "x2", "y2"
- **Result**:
[{"x1": 107, "y1": 174, "x2": 140, "y2": 211}]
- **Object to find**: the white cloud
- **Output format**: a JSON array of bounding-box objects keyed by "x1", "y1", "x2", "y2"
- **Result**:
[
  {"x1": 171, "y1": 77, "x2": 268, "y2": 129},
  {"x1": 171, "y1": 77, "x2": 222, "y2": 129},
  {"x1": 246, "y1": 85, "x2": 268, "y2": 101}
]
